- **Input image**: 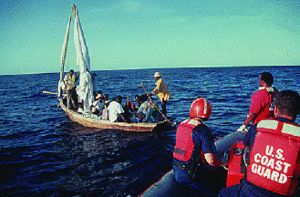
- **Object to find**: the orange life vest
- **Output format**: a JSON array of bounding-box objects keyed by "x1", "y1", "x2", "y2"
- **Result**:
[
  {"x1": 173, "y1": 119, "x2": 203, "y2": 162},
  {"x1": 247, "y1": 119, "x2": 300, "y2": 195}
]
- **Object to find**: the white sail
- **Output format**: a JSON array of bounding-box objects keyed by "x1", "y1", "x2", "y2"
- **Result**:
[
  {"x1": 60, "y1": 12, "x2": 72, "y2": 82},
  {"x1": 58, "y1": 11, "x2": 72, "y2": 96},
  {"x1": 73, "y1": 6, "x2": 94, "y2": 112},
  {"x1": 74, "y1": 7, "x2": 90, "y2": 74}
]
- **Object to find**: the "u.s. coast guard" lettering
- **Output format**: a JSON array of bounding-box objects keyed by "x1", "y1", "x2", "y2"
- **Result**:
[{"x1": 251, "y1": 145, "x2": 291, "y2": 183}]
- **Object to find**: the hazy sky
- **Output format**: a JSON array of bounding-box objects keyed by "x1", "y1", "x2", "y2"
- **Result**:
[{"x1": 1, "y1": 0, "x2": 299, "y2": 75}]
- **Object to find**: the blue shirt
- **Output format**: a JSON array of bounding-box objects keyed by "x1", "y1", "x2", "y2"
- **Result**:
[{"x1": 192, "y1": 124, "x2": 217, "y2": 156}]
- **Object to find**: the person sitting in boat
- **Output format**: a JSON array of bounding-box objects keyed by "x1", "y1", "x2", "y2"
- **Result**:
[
  {"x1": 130, "y1": 97, "x2": 149, "y2": 123},
  {"x1": 132, "y1": 96, "x2": 151, "y2": 122},
  {"x1": 134, "y1": 95, "x2": 141, "y2": 109},
  {"x1": 125, "y1": 96, "x2": 136, "y2": 112},
  {"x1": 130, "y1": 97, "x2": 162, "y2": 123},
  {"x1": 107, "y1": 96, "x2": 125, "y2": 122},
  {"x1": 219, "y1": 90, "x2": 300, "y2": 197},
  {"x1": 91, "y1": 93, "x2": 105, "y2": 115},
  {"x1": 142, "y1": 97, "x2": 163, "y2": 123},
  {"x1": 133, "y1": 94, "x2": 147, "y2": 110},
  {"x1": 122, "y1": 96, "x2": 136, "y2": 121},
  {"x1": 173, "y1": 98, "x2": 225, "y2": 197},
  {"x1": 63, "y1": 69, "x2": 79, "y2": 109}
]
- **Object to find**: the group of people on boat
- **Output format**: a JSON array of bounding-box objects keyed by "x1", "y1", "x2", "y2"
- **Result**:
[
  {"x1": 171, "y1": 72, "x2": 300, "y2": 197},
  {"x1": 61, "y1": 70, "x2": 171, "y2": 123}
]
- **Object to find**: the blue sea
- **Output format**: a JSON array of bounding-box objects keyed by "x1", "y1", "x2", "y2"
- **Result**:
[{"x1": 1, "y1": 66, "x2": 300, "y2": 196}]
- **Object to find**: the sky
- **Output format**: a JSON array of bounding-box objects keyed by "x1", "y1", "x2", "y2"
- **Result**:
[{"x1": 0, "y1": 0, "x2": 300, "y2": 75}]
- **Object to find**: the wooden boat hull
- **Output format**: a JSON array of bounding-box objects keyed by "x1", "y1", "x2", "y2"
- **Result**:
[{"x1": 58, "y1": 99, "x2": 159, "y2": 132}]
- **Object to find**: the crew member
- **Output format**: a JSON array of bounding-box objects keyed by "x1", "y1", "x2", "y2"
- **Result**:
[
  {"x1": 63, "y1": 69, "x2": 79, "y2": 109},
  {"x1": 219, "y1": 90, "x2": 300, "y2": 197},
  {"x1": 173, "y1": 98, "x2": 225, "y2": 197},
  {"x1": 151, "y1": 72, "x2": 170, "y2": 116},
  {"x1": 237, "y1": 72, "x2": 278, "y2": 132}
]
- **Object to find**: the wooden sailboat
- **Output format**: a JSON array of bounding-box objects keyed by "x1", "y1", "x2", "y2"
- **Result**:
[{"x1": 57, "y1": 5, "x2": 171, "y2": 132}]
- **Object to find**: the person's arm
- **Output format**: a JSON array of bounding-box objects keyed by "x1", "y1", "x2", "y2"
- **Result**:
[
  {"x1": 151, "y1": 79, "x2": 161, "y2": 95},
  {"x1": 195, "y1": 126, "x2": 222, "y2": 166},
  {"x1": 238, "y1": 112, "x2": 256, "y2": 132},
  {"x1": 237, "y1": 92, "x2": 262, "y2": 132},
  {"x1": 204, "y1": 153, "x2": 222, "y2": 166}
]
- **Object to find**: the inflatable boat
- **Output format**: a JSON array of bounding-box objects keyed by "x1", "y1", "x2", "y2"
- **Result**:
[{"x1": 139, "y1": 130, "x2": 248, "y2": 196}]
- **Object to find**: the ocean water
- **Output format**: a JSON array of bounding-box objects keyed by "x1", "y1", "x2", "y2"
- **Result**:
[{"x1": 0, "y1": 66, "x2": 300, "y2": 196}]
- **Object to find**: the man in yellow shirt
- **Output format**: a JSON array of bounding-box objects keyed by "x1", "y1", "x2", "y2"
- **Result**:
[
  {"x1": 151, "y1": 72, "x2": 170, "y2": 116},
  {"x1": 63, "y1": 69, "x2": 79, "y2": 109}
]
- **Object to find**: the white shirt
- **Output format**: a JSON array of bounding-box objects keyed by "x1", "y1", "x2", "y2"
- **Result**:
[
  {"x1": 137, "y1": 101, "x2": 149, "y2": 115},
  {"x1": 107, "y1": 101, "x2": 124, "y2": 122}
]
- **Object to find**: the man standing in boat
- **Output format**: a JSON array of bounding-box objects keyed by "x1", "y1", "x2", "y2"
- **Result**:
[
  {"x1": 237, "y1": 72, "x2": 278, "y2": 132},
  {"x1": 219, "y1": 90, "x2": 300, "y2": 197},
  {"x1": 173, "y1": 98, "x2": 225, "y2": 197},
  {"x1": 63, "y1": 69, "x2": 79, "y2": 109},
  {"x1": 151, "y1": 72, "x2": 170, "y2": 116}
]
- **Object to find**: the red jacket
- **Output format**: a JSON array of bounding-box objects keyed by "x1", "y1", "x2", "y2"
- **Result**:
[{"x1": 250, "y1": 87, "x2": 278, "y2": 125}]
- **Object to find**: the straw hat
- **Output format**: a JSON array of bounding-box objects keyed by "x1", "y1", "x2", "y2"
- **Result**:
[
  {"x1": 153, "y1": 72, "x2": 162, "y2": 78},
  {"x1": 96, "y1": 93, "x2": 103, "y2": 100}
]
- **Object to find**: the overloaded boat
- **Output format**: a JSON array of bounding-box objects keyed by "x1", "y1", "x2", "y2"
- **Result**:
[
  {"x1": 58, "y1": 98, "x2": 172, "y2": 132},
  {"x1": 54, "y1": 5, "x2": 174, "y2": 133}
]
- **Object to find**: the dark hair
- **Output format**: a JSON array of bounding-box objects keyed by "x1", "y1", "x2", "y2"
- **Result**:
[
  {"x1": 116, "y1": 95, "x2": 122, "y2": 103},
  {"x1": 275, "y1": 90, "x2": 300, "y2": 118},
  {"x1": 260, "y1": 72, "x2": 274, "y2": 86},
  {"x1": 70, "y1": 69, "x2": 74, "y2": 73},
  {"x1": 140, "y1": 94, "x2": 148, "y2": 102}
]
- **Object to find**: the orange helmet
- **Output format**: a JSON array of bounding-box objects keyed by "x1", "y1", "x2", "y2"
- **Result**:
[{"x1": 190, "y1": 98, "x2": 212, "y2": 120}]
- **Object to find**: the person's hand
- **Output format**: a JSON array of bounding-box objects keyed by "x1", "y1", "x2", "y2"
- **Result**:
[{"x1": 237, "y1": 125, "x2": 248, "y2": 133}]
